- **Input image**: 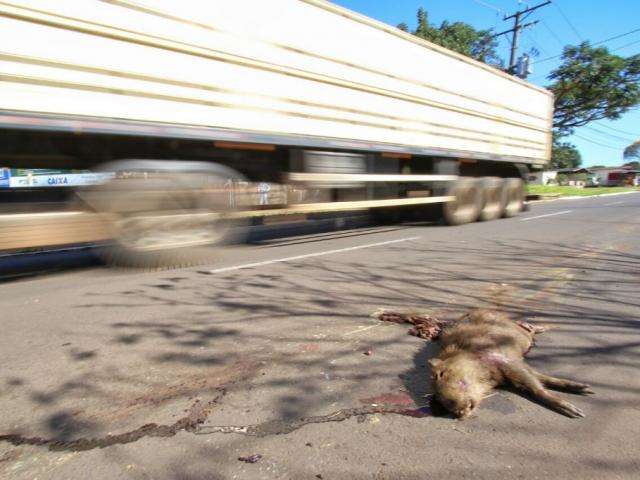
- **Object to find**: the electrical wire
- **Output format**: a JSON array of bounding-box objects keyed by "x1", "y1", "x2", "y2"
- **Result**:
[
  {"x1": 583, "y1": 126, "x2": 637, "y2": 143},
  {"x1": 524, "y1": 30, "x2": 549, "y2": 57},
  {"x1": 470, "y1": 0, "x2": 502, "y2": 14},
  {"x1": 541, "y1": 19, "x2": 565, "y2": 47},
  {"x1": 469, "y1": 0, "x2": 503, "y2": 40},
  {"x1": 594, "y1": 122, "x2": 640, "y2": 137},
  {"x1": 593, "y1": 27, "x2": 640, "y2": 48},
  {"x1": 553, "y1": 0, "x2": 583, "y2": 41},
  {"x1": 534, "y1": 27, "x2": 640, "y2": 64},
  {"x1": 610, "y1": 38, "x2": 640, "y2": 53},
  {"x1": 573, "y1": 133, "x2": 625, "y2": 150}
]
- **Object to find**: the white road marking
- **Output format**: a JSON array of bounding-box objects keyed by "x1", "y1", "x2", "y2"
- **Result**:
[
  {"x1": 603, "y1": 201, "x2": 624, "y2": 206},
  {"x1": 207, "y1": 236, "x2": 421, "y2": 273},
  {"x1": 519, "y1": 210, "x2": 572, "y2": 222},
  {"x1": 342, "y1": 325, "x2": 380, "y2": 337}
]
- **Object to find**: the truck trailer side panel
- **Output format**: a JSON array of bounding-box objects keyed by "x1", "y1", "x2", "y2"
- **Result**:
[{"x1": 0, "y1": 0, "x2": 553, "y2": 166}]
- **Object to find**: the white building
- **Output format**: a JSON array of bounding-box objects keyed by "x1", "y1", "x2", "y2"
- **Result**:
[{"x1": 528, "y1": 170, "x2": 558, "y2": 185}]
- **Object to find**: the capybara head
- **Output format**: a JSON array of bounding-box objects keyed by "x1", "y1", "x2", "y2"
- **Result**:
[{"x1": 429, "y1": 357, "x2": 485, "y2": 418}]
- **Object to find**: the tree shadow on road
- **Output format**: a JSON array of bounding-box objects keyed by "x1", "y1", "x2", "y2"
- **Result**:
[{"x1": 2, "y1": 232, "x2": 640, "y2": 478}]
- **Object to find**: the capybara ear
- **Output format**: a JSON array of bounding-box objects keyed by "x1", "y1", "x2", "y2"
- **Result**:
[{"x1": 428, "y1": 358, "x2": 442, "y2": 369}]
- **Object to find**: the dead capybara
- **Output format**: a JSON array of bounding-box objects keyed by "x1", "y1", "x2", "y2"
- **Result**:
[{"x1": 430, "y1": 309, "x2": 593, "y2": 419}]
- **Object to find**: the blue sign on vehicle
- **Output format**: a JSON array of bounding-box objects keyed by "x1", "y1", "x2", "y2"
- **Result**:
[
  {"x1": 0, "y1": 168, "x2": 10, "y2": 188},
  {"x1": 46, "y1": 176, "x2": 69, "y2": 185},
  {"x1": 7, "y1": 171, "x2": 114, "y2": 188}
]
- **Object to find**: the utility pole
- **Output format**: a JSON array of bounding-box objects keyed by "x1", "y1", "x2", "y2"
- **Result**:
[{"x1": 493, "y1": 1, "x2": 551, "y2": 74}]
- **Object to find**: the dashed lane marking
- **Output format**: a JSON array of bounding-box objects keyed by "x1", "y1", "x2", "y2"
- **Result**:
[
  {"x1": 206, "y1": 236, "x2": 421, "y2": 274},
  {"x1": 519, "y1": 210, "x2": 572, "y2": 222}
]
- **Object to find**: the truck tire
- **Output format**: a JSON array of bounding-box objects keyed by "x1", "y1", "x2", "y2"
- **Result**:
[
  {"x1": 503, "y1": 177, "x2": 525, "y2": 218},
  {"x1": 81, "y1": 160, "x2": 246, "y2": 268},
  {"x1": 443, "y1": 178, "x2": 482, "y2": 226},
  {"x1": 478, "y1": 177, "x2": 505, "y2": 221}
]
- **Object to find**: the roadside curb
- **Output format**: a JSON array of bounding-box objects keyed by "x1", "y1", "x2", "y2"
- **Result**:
[{"x1": 557, "y1": 190, "x2": 639, "y2": 200}]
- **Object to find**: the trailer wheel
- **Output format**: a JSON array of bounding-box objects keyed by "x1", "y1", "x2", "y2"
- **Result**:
[
  {"x1": 503, "y1": 177, "x2": 525, "y2": 218},
  {"x1": 82, "y1": 160, "x2": 246, "y2": 268},
  {"x1": 442, "y1": 178, "x2": 482, "y2": 226},
  {"x1": 478, "y1": 177, "x2": 505, "y2": 221}
]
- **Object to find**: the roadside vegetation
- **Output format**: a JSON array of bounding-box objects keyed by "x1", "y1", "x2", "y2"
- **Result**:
[{"x1": 528, "y1": 185, "x2": 638, "y2": 197}]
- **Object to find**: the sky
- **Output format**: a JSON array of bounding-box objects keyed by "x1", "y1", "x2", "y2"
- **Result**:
[{"x1": 332, "y1": 0, "x2": 640, "y2": 167}]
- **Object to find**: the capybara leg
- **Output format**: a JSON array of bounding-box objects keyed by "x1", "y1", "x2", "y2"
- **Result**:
[
  {"x1": 501, "y1": 363, "x2": 585, "y2": 418},
  {"x1": 534, "y1": 371, "x2": 594, "y2": 394}
]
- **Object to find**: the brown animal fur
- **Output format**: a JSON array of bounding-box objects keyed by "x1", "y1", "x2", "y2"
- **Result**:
[{"x1": 429, "y1": 309, "x2": 593, "y2": 419}]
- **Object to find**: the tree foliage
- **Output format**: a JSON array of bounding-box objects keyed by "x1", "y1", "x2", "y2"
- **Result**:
[
  {"x1": 551, "y1": 136, "x2": 582, "y2": 170},
  {"x1": 548, "y1": 43, "x2": 640, "y2": 134},
  {"x1": 623, "y1": 140, "x2": 640, "y2": 160},
  {"x1": 401, "y1": 7, "x2": 502, "y2": 67}
]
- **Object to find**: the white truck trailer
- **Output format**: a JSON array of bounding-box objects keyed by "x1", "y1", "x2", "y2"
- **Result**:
[{"x1": 0, "y1": 0, "x2": 553, "y2": 266}]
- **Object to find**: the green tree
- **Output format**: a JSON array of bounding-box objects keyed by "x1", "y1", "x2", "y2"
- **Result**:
[
  {"x1": 623, "y1": 140, "x2": 640, "y2": 160},
  {"x1": 397, "y1": 22, "x2": 409, "y2": 32},
  {"x1": 589, "y1": 165, "x2": 605, "y2": 169},
  {"x1": 623, "y1": 160, "x2": 640, "y2": 169},
  {"x1": 548, "y1": 43, "x2": 640, "y2": 134},
  {"x1": 415, "y1": 7, "x2": 432, "y2": 39},
  {"x1": 404, "y1": 8, "x2": 503, "y2": 67},
  {"x1": 551, "y1": 136, "x2": 582, "y2": 170},
  {"x1": 434, "y1": 21, "x2": 502, "y2": 66}
]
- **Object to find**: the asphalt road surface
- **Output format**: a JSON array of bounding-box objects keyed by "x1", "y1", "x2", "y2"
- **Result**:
[{"x1": 1, "y1": 193, "x2": 639, "y2": 480}]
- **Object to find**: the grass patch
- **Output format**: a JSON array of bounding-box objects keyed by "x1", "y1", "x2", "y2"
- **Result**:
[{"x1": 527, "y1": 185, "x2": 638, "y2": 197}]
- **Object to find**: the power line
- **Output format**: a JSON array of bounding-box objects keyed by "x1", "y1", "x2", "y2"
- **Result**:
[
  {"x1": 534, "y1": 27, "x2": 640, "y2": 64},
  {"x1": 594, "y1": 27, "x2": 640, "y2": 48},
  {"x1": 468, "y1": 0, "x2": 503, "y2": 36},
  {"x1": 610, "y1": 38, "x2": 640, "y2": 53},
  {"x1": 541, "y1": 19, "x2": 565, "y2": 47},
  {"x1": 583, "y1": 126, "x2": 636, "y2": 143},
  {"x1": 470, "y1": 0, "x2": 502, "y2": 14},
  {"x1": 523, "y1": 30, "x2": 548, "y2": 56},
  {"x1": 553, "y1": 0, "x2": 583, "y2": 42},
  {"x1": 594, "y1": 122, "x2": 640, "y2": 137},
  {"x1": 573, "y1": 133, "x2": 625, "y2": 150}
]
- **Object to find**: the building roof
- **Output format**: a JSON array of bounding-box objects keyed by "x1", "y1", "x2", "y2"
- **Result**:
[
  {"x1": 556, "y1": 168, "x2": 593, "y2": 174},
  {"x1": 588, "y1": 166, "x2": 640, "y2": 173}
]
